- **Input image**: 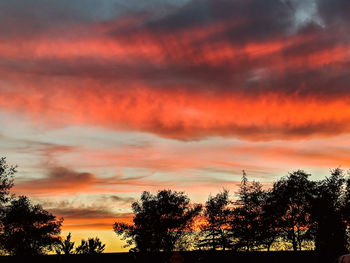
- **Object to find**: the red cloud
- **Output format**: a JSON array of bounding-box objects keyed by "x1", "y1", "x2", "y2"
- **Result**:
[
  {"x1": 2, "y1": 84, "x2": 350, "y2": 141},
  {"x1": 0, "y1": 3, "x2": 350, "y2": 141}
]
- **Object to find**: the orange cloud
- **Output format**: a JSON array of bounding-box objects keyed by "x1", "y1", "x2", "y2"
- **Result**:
[
  {"x1": 3, "y1": 0, "x2": 350, "y2": 252},
  {"x1": 0, "y1": 7, "x2": 349, "y2": 144},
  {"x1": 2, "y1": 83, "x2": 350, "y2": 141},
  {"x1": 0, "y1": 10, "x2": 349, "y2": 142},
  {"x1": 51, "y1": 208, "x2": 133, "y2": 230}
]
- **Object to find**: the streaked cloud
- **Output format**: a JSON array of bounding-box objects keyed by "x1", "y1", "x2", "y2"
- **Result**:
[
  {"x1": 1, "y1": 0, "x2": 350, "y2": 251},
  {"x1": 0, "y1": 0, "x2": 350, "y2": 140}
]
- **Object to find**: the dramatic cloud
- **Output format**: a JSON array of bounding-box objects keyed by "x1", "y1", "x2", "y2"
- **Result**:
[
  {"x1": 2, "y1": 85, "x2": 350, "y2": 141},
  {"x1": 0, "y1": 0, "x2": 350, "y2": 140},
  {"x1": 4, "y1": 0, "x2": 350, "y2": 250}
]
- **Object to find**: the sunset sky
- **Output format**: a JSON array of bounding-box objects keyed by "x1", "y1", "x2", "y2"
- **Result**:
[{"x1": 1, "y1": 0, "x2": 350, "y2": 252}]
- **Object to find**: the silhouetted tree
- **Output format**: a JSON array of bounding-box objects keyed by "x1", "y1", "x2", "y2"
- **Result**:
[
  {"x1": 55, "y1": 232, "x2": 75, "y2": 255},
  {"x1": 198, "y1": 190, "x2": 232, "y2": 250},
  {"x1": 230, "y1": 173, "x2": 272, "y2": 251},
  {"x1": 311, "y1": 168, "x2": 349, "y2": 254},
  {"x1": 0, "y1": 196, "x2": 63, "y2": 255},
  {"x1": 271, "y1": 170, "x2": 316, "y2": 251},
  {"x1": 75, "y1": 237, "x2": 105, "y2": 254},
  {"x1": 113, "y1": 189, "x2": 202, "y2": 252},
  {"x1": 259, "y1": 189, "x2": 283, "y2": 251},
  {"x1": 344, "y1": 172, "x2": 350, "y2": 251},
  {"x1": 0, "y1": 157, "x2": 15, "y2": 205}
]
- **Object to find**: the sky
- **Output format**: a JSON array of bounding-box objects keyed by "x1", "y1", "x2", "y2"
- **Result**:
[{"x1": 1, "y1": 0, "x2": 350, "y2": 252}]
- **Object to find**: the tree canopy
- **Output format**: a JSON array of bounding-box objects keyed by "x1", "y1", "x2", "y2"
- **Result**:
[
  {"x1": 0, "y1": 196, "x2": 63, "y2": 255},
  {"x1": 271, "y1": 170, "x2": 316, "y2": 251},
  {"x1": 311, "y1": 168, "x2": 350, "y2": 254},
  {"x1": 0, "y1": 157, "x2": 15, "y2": 205},
  {"x1": 198, "y1": 189, "x2": 231, "y2": 250},
  {"x1": 75, "y1": 237, "x2": 106, "y2": 254},
  {"x1": 114, "y1": 189, "x2": 202, "y2": 252}
]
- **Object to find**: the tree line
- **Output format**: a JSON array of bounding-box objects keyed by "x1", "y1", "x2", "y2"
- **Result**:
[
  {"x1": 0, "y1": 157, "x2": 105, "y2": 256},
  {"x1": 114, "y1": 169, "x2": 350, "y2": 255},
  {"x1": 1, "y1": 156, "x2": 350, "y2": 256}
]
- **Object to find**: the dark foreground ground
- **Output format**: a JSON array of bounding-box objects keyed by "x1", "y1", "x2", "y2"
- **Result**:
[{"x1": 0, "y1": 251, "x2": 341, "y2": 263}]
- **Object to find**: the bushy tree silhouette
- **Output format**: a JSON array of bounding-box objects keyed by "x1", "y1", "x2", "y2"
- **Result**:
[
  {"x1": 259, "y1": 189, "x2": 283, "y2": 251},
  {"x1": 271, "y1": 170, "x2": 316, "y2": 251},
  {"x1": 0, "y1": 157, "x2": 15, "y2": 205},
  {"x1": 114, "y1": 190, "x2": 202, "y2": 252},
  {"x1": 311, "y1": 168, "x2": 349, "y2": 255},
  {"x1": 0, "y1": 196, "x2": 63, "y2": 255},
  {"x1": 55, "y1": 232, "x2": 75, "y2": 255},
  {"x1": 75, "y1": 237, "x2": 105, "y2": 254},
  {"x1": 198, "y1": 189, "x2": 232, "y2": 250},
  {"x1": 0, "y1": 157, "x2": 16, "y2": 255}
]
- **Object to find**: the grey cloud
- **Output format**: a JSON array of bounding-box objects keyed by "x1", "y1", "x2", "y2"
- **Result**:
[
  {"x1": 0, "y1": 0, "x2": 120, "y2": 38},
  {"x1": 49, "y1": 207, "x2": 121, "y2": 219},
  {"x1": 104, "y1": 195, "x2": 136, "y2": 204}
]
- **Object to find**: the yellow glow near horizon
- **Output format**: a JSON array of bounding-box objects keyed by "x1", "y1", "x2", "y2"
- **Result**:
[{"x1": 60, "y1": 229, "x2": 130, "y2": 253}]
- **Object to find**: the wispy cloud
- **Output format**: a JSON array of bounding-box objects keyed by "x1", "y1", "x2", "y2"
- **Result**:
[{"x1": 3, "y1": 0, "x2": 350, "y2": 250}]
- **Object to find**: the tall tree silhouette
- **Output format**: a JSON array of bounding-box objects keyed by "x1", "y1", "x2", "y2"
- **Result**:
[
  {"x1": 55, "y1": 232, "x2": 75, "y2": 255},
  {"x1": 230, "y1": 173, "x2": 273, "y2": 251},
  {"x1": 0, "y1": 196, "x2": 63, "y2": 255},
  {"x1": 75, "y1": 237, "x2": 105, "y2": 254},
  {"x1": 271, "y1": 170, "x2": 315, "y2": 251},
  {"x1": 198, "y1": 190, "x2": 232, "y2": 250},
  {"x1": 114, "y1": 190, "x2": 202, "y2": 252},
  {"x1": 311, "y1": 168, "x2": 349, "y2": 255}
]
